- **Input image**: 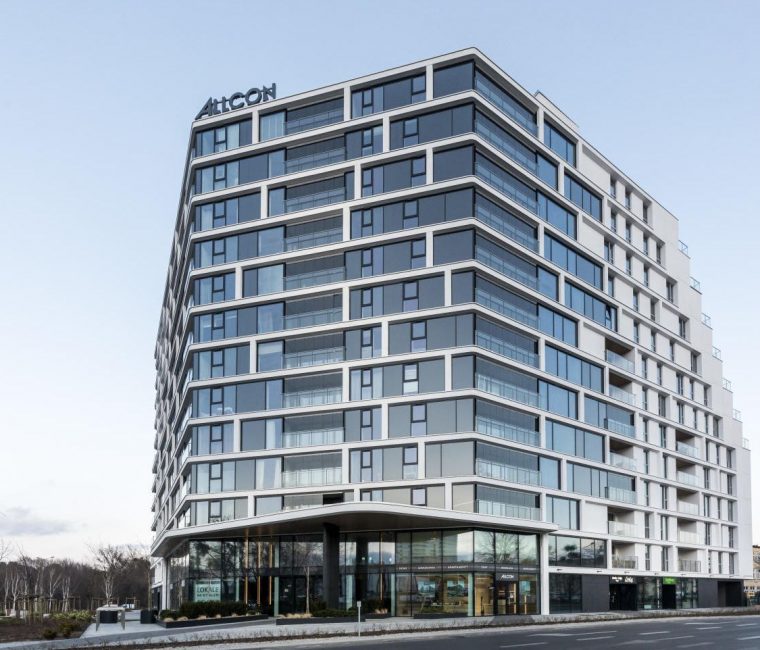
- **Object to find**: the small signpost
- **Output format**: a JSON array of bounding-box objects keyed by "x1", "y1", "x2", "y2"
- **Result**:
[{"x1": 357, "y1": 600, "x2": 362, "y2": 637}]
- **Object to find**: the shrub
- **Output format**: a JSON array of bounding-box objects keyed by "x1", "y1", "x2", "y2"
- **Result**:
[
  {"x1": 41, "y1": 629, "x2": 57, "y2": 640},
  {"x1": 59, "y1": 622, "x2": 74, "y2": 638},
  {"x1": 159, "y1": 609, "x2": 178, "y2": 621},
  {"x1": 178, "y1": 601, "x2": 247, "y2": 619},
  {"x1": 311, "y1": 607, "x2": 358, "y2": 618}
]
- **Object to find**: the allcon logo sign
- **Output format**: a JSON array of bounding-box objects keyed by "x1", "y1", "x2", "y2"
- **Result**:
[{"x1": 196, "y1": 84, "x2": 277, "y2": 120}]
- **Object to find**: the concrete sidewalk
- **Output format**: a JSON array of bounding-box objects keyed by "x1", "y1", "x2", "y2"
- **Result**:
[{"x1": 1, "y1": 606, "x2": 757, "y2": 649}]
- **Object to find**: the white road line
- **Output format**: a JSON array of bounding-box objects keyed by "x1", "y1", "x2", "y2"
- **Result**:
[
  {"x1": 736, "y1": 623, "x2": 759, "y2": 627},
  {"x1": 529, "y1": 633, "x2": 573, "y2": 637},
  {"x1": 640, "y1": 631, "x2": 670, "y2": 635},
  {"x1": 737, "y1": 635, "x2": 760, "y2": 641},
  {"x1": 657, "y1": 637, "x2": 694, "y2": 642},
  {"x1": 575, "y1": 636, "x2": 616, "y2": 642},
  {"x1": 499, "y1": 643, "x2": 548, "y2": 649},
  {"x1": 678, "y1": 643, "x2": 712, "y2": 648}
]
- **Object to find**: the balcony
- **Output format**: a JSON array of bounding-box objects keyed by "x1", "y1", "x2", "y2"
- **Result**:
[
  {"x1": 285, "y1": 147, "x2": 345, "y2": 174},
  {"x1": 476, "y1": 373, "x2": 539, "y2": 408},
  {"x1": 285, "y1": 103, "x2": 343, "y2": 136},
  {"x1": 676, "y1": 471, "x2": 702, "y2": 488},
  {"x1": 611, "y1": 555, "x2": 638, "y2": 569},
  {"x1": 609, "y1": 452, "x2": 638, "y2": 472},
  {"x1": 475, "y1": 415, "x2": 540, "y2": 447},
  {"x1": 676, "y1": 441, "x2": 699, "y2": 458},
  {"x1": 475, "y1": 499, "x2": 541, "y2": 521},
  {"x1": 475, "y1": 287, "x2": 539, "y2": 330},
  {"x1": 285, "y1": 307, "x2": 342, "y2": 329},
  {"x1": 284, "y1": 227, "x2": 343, "y2": 252},
  {"x1": 283, "y1": 427, "x2": 344, "y2": 448},
  {"x1": 282, "y1": 387, "x2": 342, "y2": 408},
  {"x1": 677, "y1": 531, "x2": 701, "y2": 545},
  {"x1": 475, "y1": 330, "x2": 539, "y2": 367},
  {"x1": 475, "y1": 116, "x2": 539, "y2": 179},
  {"x1": 475, "y1": 459, "x2": 541, "y2": 486},
  {"x1": 476, "y1": 157, "x2": 538, "y2": 214},
  {"x1": 475, "y1": 198, "x2": 539, "y2": 252},
  {"x1": 474, "y1": 73, "x2": 538, "y2": 135},
  {"x1": 606, "y1": 350, "x2": 634, "y2": 374},
  {"x1": 678, "y1": 559, "x2": 701, "y2": 572},
  {"x1": 605, "y1": 486, "x2": 637, "y2": 504},
  {"x1": 607, "y1": 385, "x2": 636, "y2": 406},
  {"x1": 475, "y1": 243, "x2": 538, "y2": 291},
  {"x1": 281, "y1": 466, "x2": 342, "y2": 488},
  {"x1": 677, "y1": 501, "x2": 700, "y2": 516},
  {"x1": 284, "y1": 346, "x2": 344, "y2": 369},
  {"x1": 284, "y1": 266, "x2": 345, "y2": 290},
  {"x1": 604, "y1": 418, "x2": 637, "y2": 439},
  {"x1": 608, "y1": 521, "x2": 639, "y2": 538},
  {"x1": 284, "y1": 187, "x2": 348, "y2": 214}
]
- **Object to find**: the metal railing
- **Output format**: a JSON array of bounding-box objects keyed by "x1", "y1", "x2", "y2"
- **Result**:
[
  {"x1": 475, "y1": 330, "x2": 539, "y2": 367},
  {"x1": 475, "y1": 416, "x2": 540, "y2": 447},
  {"x1": 608, "y1": 521, "x2": 639, "y2": 537},
  {"x1": 475, "y1": 459, "x2": 541, "y2": 486},
  {"x1": 282, "y1": 387, "x2": 342, "y2": 408},
  {"x1": 609, "y1": 452, "x2": 638, "y2": 472},
  {"x1": 476, "y1": 245, "x2": 538, "y2": 290},
  {"x1": 283, "y1": 346, "x2": 344, "y2": 369},
  {"x1": 676, "y1": 471, "x2": 702, "y2": 488},
  {"x1": 475, "y1": 201, "x2": 539, "y2": 252},
  {"x1": 475, "y1": 288, "x2": 539, "y2": 329},
  {"x1": 285, "y1": 147, "x2": 345, "y2": 174},
  {"x1": 605, "y1": 349, "x2": 635, "y2": 373},
  {"x1": 476, "y1": 159, "x2": 538, "y2": 214},
  {"x1": 604, "y1": 418, "x2": 636, "y2": 439},
  {"x1": 281, "y1": 466, "x2": 342, "y2": 488},
  {"x1": 475, "y1": 118, "x2": 538, "y2": 175},
  {"x1": 475, "y1": 499, "x2": 541, "y2": 521},
  {"x1": 285, "y1": 108, "x2": 343, "y2": 135},
  {"x1": 474, "y1": 74, "x2": 538, "y2": 135}
]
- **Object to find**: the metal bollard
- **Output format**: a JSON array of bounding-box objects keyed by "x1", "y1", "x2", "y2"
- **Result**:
[{"x1": 357, "y1": 600, "x2": 362, "y2": 637}]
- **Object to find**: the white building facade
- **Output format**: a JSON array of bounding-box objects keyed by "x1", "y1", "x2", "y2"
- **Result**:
[{"x1": 150, "y1": 49, "x2": 751, "y2": 615}]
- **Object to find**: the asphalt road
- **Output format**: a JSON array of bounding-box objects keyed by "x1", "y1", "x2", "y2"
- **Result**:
[{"x1": 264, "y1": 616, "x2": 760, "y2": 650}]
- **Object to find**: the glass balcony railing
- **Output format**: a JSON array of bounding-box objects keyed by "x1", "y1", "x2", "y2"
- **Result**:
[
  {"x1": 285, "y1": 307, "x2": 342, "y2": 329},
  {"x1": 475, "y1": 287, "x2": 539, "y2": 329},
  {"x1": 605, "y1": 486, "x2": 637, "y2": 504},
  {"x1": 611, "y1": 555, "x2": 638, "y2": 569},
  {"x1": 283, "y1": 427, "x2": 344, "y2": 448},
  {"x1": 284, "y1": 346, "x2": 344, "y2": 369},
  {"x1": 605, "y1": 350, "x2": 634, "y2": 373},
  {"x1": 474, "y1": 200, "x2": 539, "y2": 252},
  {"x1": 281, "y1": 466, "x2": 342, "y2": 488},
  {"x1": 475, "y1": 330, "x2": 539, "y2": 367},
  {"x1": 676, "y1": 441, "x2": 699, "y2": 458},
  {"x1": 285, "y1": 148, "x2": 346, "y2": 174},
  {"x1": 284, "y1": 227, "x2": 343, "y2": 251},
  {"x1": 608, "y1": 521, "x2": 639, "y2": 537},
  {"x1": 475, "y1": 119, "x2": 537, "y2": 176},
  {"x1": 285, "y1": 108, "x2": 343, "y2": 136},
  {"x1": 284, "y1": 187, "x2": 347, "y2": 214},
  {"x1": 476, "y1": 159, "x2": 538, "y2": 214},
  {"x1": 475, "y1": 415, "x2": 540, "y2": 447},
  {"x1": 475, "y1": 459, "x2": 541, "y2": 486},
  {"x1": 609, "y1": 452, "x2": 638, "y2": 472},
  {"x1": 475, "y1": 245, "x2": 538, "y2": 291},
  {"x1": 678, "y1": 559, "x2": 701, "y2": 572},
  {"x1": 474, "y1": 75, "x2": 538, "y2": 135},
  {"x1": 677, "y1": 501, "x2": 700, "y2": 516},
  {"x1": 475, "y1": 499, "x2": 540, "y2": 521},
  {"x1": 604, "y1": 418, "x2": 636, "y2": 439},
  {"x1": 677, "y1": 471, "x2": 702, "y2": 488},
  {"x1": 284, "y1": 267, "x2": 345, "y2": 290},
  {"x1": 678, "y1": 531, "x2": 701, "y2": 545},
  {"x1": 607, "y1": 385, "x2": 636, "y2": 406},
  {"x1": 282, "y1": 387, "x2": 342, "y2": 408},
  {"x1": 476, "y1": 373, "x2": 539, "y2": 408}
]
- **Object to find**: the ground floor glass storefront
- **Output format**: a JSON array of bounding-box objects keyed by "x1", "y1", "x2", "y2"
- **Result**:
[{"x1": 166, "y1": 527, "x2": 539, "y2": 616}]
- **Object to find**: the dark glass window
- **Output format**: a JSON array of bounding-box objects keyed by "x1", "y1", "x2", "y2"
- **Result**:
[{"x1": 543, "y1": 122, "x2": 576, "y2": 166}]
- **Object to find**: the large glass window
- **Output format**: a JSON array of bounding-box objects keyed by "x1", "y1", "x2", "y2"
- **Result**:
[
  {"x1": 544, "y1": 234, "x2": 602, "y2": 289},
  {"x1": 544, "y1": 344, "x2": 603, "y2": 392},
  {"x1": 545, "y1": 420, "x2": 604, "y2": 462},
  {"x1": 548, "y1": 534, "x2": 606, "y2": 567},
  {"x1": 352, "y1": 74, "x2": 426, "y2": 117},
  {"x1": 564, "y1": 282, "x2": 617, "y2": 330},
  {"x1": 564, "y1": 174, "x2": 601, "y2": 220},
  {"x1": 543, "y1": 122, "x2": 576, "y2": 166}
]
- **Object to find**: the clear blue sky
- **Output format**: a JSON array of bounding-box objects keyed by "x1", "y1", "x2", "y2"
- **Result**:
[{"x1": 0, "y1": 0, "x2": 758, "y2": 560}]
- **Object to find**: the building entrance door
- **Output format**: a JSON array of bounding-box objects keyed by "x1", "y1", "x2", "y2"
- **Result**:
[
  {"x1": 609, "y1": 583, "x2": 638, "y2": 610},
  {"x1": 662, "y1": 583, "x2": 677, "y2": 609},
  {"x1": 495, "y1": 576, "x2": 518, "y2": 615}
]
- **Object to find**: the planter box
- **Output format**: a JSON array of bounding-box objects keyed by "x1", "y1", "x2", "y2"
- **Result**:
[
  {"x1": 157, "y1": 614, "x2": 267, "y2": 628},
  {"x1": 413, "y1": 612, "x2": 469, "y2": 619},
  {"x1": 276, "y1": 616, "x2": 364, "y2": 625},
  {"x1": 140, "y1": 610, "x2": 156, "y2": 624}
]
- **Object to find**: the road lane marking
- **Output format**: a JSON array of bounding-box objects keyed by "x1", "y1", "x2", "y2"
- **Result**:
[
  {"x1": 678, "y1": 643, "x2": 712, "y2": 648},
  {"x1": 737, "y1": 636, "x2": 760, "y2": 641},
  {"x1": 499, "y1": 643, "x2": 547, "y2": 648},
  {"x1": 575, "y1": 636, "x2": 616, "y2": 642},
  {"x1": 640, "y1": 631, "x2": 670, "y2": 635},
  {"x1": 736, "y1": 623, "x2": 759, "y2": 627}
]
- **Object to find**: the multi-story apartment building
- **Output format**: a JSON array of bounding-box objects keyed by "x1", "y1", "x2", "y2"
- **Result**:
[{"x1": 150, "y1": 48, "x2": 751, "y2": 616}]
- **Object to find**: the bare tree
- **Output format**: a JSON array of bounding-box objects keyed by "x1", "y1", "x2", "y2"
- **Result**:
[{"x1": 89, "y1": 544, "x2": 129, "y2": 604}]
